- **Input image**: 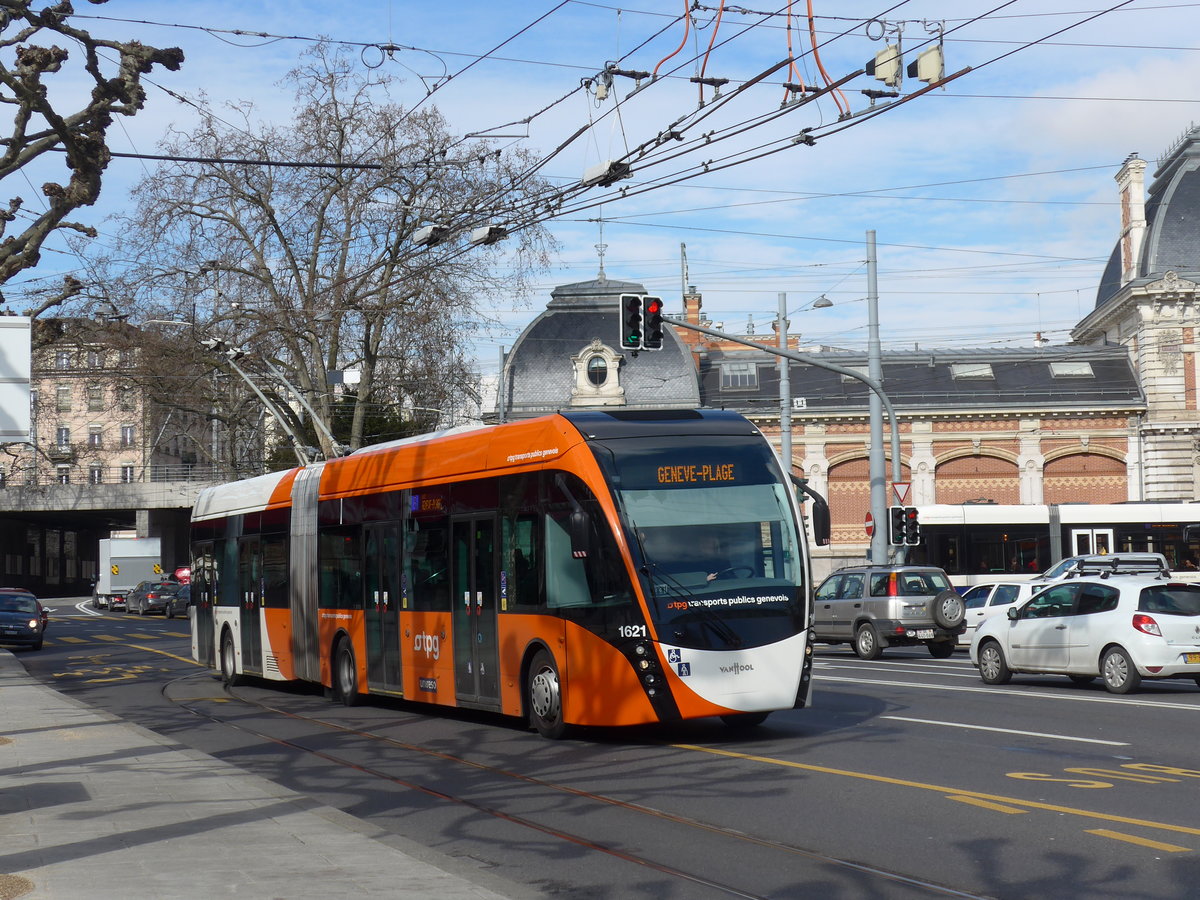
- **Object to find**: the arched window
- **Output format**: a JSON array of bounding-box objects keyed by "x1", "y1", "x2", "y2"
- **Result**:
[{"x1": 587, "y1": 356, "x2": 608, "y2": 386}]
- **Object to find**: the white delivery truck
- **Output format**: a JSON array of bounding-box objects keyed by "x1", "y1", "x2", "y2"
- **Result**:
[{"x1": 93, "y1": 537, "x2": 163, "y2": 610}]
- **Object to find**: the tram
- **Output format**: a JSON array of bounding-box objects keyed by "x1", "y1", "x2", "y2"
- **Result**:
[
  {"x1": 908, "y1": 502, "x2": 1200, "y2": 583},
  {"x1": 189, "y1": 409, "x2": 825, "y2": 737}
]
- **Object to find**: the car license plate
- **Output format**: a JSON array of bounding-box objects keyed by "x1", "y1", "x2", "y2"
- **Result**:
[
  {"x1": 1187, "y1": 653, "x2": 1200, "y2": 664},
  {"x1": 916, "y1": 629, "x2": 935, "y2": 639},
  {"x1": 1, "y1": 628, "x2": 17, "y2": 635}
]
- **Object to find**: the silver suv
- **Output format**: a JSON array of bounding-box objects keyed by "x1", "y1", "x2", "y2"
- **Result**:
[{"x1": 813, "y1": 565, "x2": 966, "y2": 659}]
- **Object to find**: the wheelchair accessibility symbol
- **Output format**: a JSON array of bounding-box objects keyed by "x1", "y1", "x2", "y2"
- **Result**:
[{"x1": 667, "y1": 648, "x2": 681, "y2": 664}]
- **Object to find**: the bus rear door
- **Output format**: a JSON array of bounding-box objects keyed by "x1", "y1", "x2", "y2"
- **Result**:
[
  {"x1": 238, "y1": 536, "x2": 262, "y2": 674},
  {"x1": 364, "y1": 522, "x2": 402, "y2": 694},
  {"x1": 452, "y1": 515, "x2": 500, "y2": 706}
]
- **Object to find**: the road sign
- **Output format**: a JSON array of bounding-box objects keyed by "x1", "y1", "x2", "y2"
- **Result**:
[
  {"x1": 892, "y1": 481, "x2": 910, "y2": 505},
  {"x1": 865, "y1": 512, "x2": 874, "y2": 537}
]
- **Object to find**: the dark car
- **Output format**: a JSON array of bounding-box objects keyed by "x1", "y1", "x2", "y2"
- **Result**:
[
  {"x1": 164, "y1": 583, "x2": 191, "y2": 619},
  {"x1": 0, "y1": 587, "x2": 45, "y2": 629},
  {"x1": 0, "y1": 590, "x2": 45, "y2": 650},
  {"x1": 126, "y1": 581, "x2": 180, "y2": 616}
]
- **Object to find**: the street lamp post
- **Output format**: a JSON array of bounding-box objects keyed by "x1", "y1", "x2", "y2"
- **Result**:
[{"x1": 867, "y1": 230, "x2": 888, "y2": 564}]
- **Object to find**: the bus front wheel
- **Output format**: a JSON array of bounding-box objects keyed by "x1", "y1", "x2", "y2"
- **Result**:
[
  {"x1": 527, "y1": 649, "x2": 568, "y2": 739},
  {"x1": 334, "y1": 639, "x2": 360, "y2": 707},
  {"x1": 720, "y1": 711, "x2": 769, "y2": 729}
]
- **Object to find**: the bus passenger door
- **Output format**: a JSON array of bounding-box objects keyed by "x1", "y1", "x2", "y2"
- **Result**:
[
  {"x1": 238, "y1": 536, "x2": 262, "y2": 673},
  {"x1": 452, "y1": 515, "x2": 499, "y2": 705},
  {"x1": 192, "y1": 543, "x2": 215, "y2": 667},
  {"x1": 364, "y1": 523, "x2": 402, "y2": 694}
]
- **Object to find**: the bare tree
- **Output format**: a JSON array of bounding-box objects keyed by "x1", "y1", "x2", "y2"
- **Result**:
[
  {"x1": 0, "y1": 1, "x2": 182, "y2": 310},
  {"x1": 105, "y1": 44, "x2": 552, "y2": 460}
]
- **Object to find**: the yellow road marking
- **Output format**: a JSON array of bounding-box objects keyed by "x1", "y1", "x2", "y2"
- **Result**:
[
  {"x1": 93, "y1": 634, "x2": 120, "y2": 642},
  {"x1": 673, "y1": 744, "x2": 1200, "y2": 839},
  {"x1": 128, "y1": 633, "x2": 158, "y2": 639},
  {"x1": 55, "y1": 636, "x2": 86, "y2": 644},
  {"x1": 125, "y1": 643, "x2": 202, "y2": 666},
  {"x1": 1086, "y1": 830, "x2": 1191, "y2": 852},
  {"x1": 946, "y1": 795, "x2": 1028, "y2": 814}
]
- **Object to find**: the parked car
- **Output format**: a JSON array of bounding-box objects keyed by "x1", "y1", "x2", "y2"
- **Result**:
[
  {"x1": 812, "y1": 565, "x2": 966, "y2": 659},
  {"x1": 971, "y1": 559, "x2": 1200, "y2": 694},
  {"x1": 164, "y1": 583, "x2": 191, "y2": 619},
  {"x1": 126, "y1": 581, "x2": 180, "y2": 616},
  {"x1": 958, "y1": 581, "x2": 1040, "y2": 647},
  {"x1": 0, "y1": 589, "x2": 45, "y2": 650}
]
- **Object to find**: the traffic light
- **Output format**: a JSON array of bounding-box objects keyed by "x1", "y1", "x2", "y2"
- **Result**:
[
  {"x1": 642, "y1": 296, "x2": 664, "y2": 350},
  {"x1": 620, "y1": 294, "x2": 643, "y2": 349},
  {"x1": 902, "y1": 506, "x2": 921, "y2": 545},
  {"x1": 888, "y1": 506, "x2": 905, "y2": 546}
]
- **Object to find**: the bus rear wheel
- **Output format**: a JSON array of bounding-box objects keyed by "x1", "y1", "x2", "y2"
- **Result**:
[
  {"x1": 220, "y1": 630, "x2": 242, "y2": 686},
  {"x1": 334, "y1": 639, "x2": 360, "y2": 707},
  {"x1": 527, "y1": 649, "x2": 568, "y2": 739}
]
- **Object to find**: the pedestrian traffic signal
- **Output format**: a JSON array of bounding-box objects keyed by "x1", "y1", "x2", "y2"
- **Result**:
[
  {"x1": 888, "y1": 506, "x2": 906, "y2": 546},
  {"x1": 642, "y1": 296, "x2": 664, "y2": 350},
  {"x1": 902, "y1": 506, "x2": 921, "y2": 545},
  {"x1": 620, "y1": 294, "x2": 643, "y2": 349}
]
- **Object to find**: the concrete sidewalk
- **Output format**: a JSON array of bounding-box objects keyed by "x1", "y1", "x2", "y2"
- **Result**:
[{"x1": 0, "y1": 649, "x2": 528, "y2": 899}]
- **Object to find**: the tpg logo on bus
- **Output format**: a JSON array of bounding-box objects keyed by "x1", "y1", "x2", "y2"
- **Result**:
[{"x1": 414, "y1": 632, "x2": 440, "y2": 660}]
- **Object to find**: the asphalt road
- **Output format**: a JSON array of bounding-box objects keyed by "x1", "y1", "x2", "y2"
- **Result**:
[{"x1": 14, "y1": 599, "x2": 1200, "y2": 899}]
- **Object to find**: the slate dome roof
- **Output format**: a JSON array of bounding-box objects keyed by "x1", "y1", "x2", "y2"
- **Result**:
[
  {"x1": 1096, "y1": 127, "x2": 1200, "y2": 309},
  {"x1": 499, "y1": 275, "x2": 700, "y2": 419}
]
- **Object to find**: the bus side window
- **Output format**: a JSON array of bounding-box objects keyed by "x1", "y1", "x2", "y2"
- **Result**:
[
  {"x1": 262, "y1": 535, "x2": 288, "y2": 608},
  {"x1": 407, "y1": 523, "x2": 450, "y2": 611},
  {"x1": 544, "y1": 511, "x2": 590, "y2": 608},
  {"x1": 544, "y1": 472, "x2": 633, "y2": 609},
  {"x1": 318, "y1": 526, "x2": 361, "y2": 610},
  {"x1": 217, "y1": 537, "x2": 238, "y2": 607},
  {"x1": 505, "y1": 513, "x2": 541, "y2": 609}
]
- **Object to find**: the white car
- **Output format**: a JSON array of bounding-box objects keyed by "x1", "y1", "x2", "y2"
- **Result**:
[
  {"x1": 1032, "y1": 552, "x2": 1169, "y2": 583},
  {"x1": 971, "y1": 571, "x2": 1200, "y2": 694},
  {"x1": 958, "y1": 582, "x2": 1039, "y2": 647}
]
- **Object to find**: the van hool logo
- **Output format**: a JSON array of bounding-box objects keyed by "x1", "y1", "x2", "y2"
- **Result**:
[{"x1": 719, "y1": 662, "x2": 755, "y2": 675}]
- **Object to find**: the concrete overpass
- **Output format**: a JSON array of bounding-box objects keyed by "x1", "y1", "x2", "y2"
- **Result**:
[{"x1": 0, "y1": 479, "x2": 221, "y2": 596}]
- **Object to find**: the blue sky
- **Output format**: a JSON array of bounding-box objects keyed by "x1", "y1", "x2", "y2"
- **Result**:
[{"x1": 12, "y1": 1, "x2": 1200, "y2": 374}]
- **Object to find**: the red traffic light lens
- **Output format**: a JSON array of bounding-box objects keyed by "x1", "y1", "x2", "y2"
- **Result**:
[{"x1": 644, "y1": 298, "x2": 662, "y2": 315}]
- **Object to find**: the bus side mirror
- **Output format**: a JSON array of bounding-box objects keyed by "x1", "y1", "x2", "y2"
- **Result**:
[
  {"x1": 791, "y1": 475, "x2": 831, "y2": 546},
  {"x1": 568, "y1": 510, "x2": 590, "y2": 559}
]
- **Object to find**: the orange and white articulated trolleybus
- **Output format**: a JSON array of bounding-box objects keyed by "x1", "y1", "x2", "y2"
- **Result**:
[{"x1": 189, "y1": 409, "x2": 823, "y2": 737}]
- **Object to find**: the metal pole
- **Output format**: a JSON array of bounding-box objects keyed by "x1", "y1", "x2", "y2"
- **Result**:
[
  {"x1": 778, "y1": 292, "x2": 793, "y2": 475},
  {"x1": 498, "y1": 346, "x2": 508, "y2": 424},
  {"x1": 867, "y1": 230, "x2": 887, "y2": 563}
]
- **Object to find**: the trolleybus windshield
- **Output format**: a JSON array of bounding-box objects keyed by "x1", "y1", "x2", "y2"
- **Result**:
[{"x1": 593, "y1": 435, "x2": 805, "y2": 649}]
